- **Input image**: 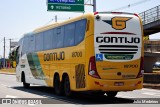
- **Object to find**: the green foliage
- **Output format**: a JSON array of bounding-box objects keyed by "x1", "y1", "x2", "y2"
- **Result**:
[{"x1": 9, "y1": 51, "x2": 17, "y2": 61}]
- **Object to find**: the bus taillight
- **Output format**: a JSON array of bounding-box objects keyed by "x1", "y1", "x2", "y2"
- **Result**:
[
  {"x1": 94, "y1": 12, "x2": 99, "y2": 15},
  {"x1": 137, "y1": 57, "x2": 144, "y2": 78},
  {"x1": 88, "y1": 56, "x2": 100, "y2": 79},
  {"x1": 134, "y1": 13, "x2": 139, "y2": 17}
]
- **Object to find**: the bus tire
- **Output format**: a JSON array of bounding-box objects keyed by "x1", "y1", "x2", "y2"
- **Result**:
[
  {"x1": 93, "y1": 92, "x2": 105, "y2": 96},
  {"x1": 54, "y1": 75, "x2": 63, "y2": 95},
  {"x1": 64, "y1": 75, "x2": 73, "y2": 97},
  {"x1": 106, "y1": 91, "x2": 118, "y2": 98},
  {"x1": 22, "y1": 73, "x2": 30, "y2": 88}
]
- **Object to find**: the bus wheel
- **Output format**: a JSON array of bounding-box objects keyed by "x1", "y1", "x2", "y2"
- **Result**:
[
  {"x1": 64, "y1": 76, "x2": 72, "y2": 97},
  {"x1": 106, "y1": 91, "x2": 118, "y2": 98},
  {"x1": 54, "y1": 75, "x2": 63, "y2": 95},
  {"x1": 22, "y1": 73, "x2": 30, "y2": 88},
  {"x1": 93, "y1": 92, "x2": 105, "y2": 96}
]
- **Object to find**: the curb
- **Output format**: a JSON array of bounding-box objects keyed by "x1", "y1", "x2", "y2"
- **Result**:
[
  {"x1": 0, "y1": 72, "x2": 16, "y2": 75},
  {"x1": 143, "y1": 83, "x2": 160, "y2": 90}
]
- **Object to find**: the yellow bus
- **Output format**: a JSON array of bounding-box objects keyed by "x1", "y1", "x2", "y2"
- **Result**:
[{"x1": 16, "y1": 12, "x2": 144, "y2": 97}]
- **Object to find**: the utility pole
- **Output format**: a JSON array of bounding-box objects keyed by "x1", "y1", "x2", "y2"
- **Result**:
[
  {"x1": 55, "y1": 15, "x2": 57, "y2": 22},
  {"x1": 9, "y1": 39, "x2": 13, "y2": 53},
  {"x1": 93, "y1": 0, "x2": 96, "y2": 12},
  {"x1": 3, "y1": 37, "x2": 5, "y2": 68}
]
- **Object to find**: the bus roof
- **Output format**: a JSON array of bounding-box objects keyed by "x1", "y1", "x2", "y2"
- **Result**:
[
  {"x1": 21, "y1": 12, "x2": 139, "y2": 38},
  {"x1": 33, "y1": 13, "x2": 93, "y2": 34}
]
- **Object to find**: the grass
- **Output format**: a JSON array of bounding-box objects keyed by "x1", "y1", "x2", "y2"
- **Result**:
[{"x1": 0, "y1": 68, "x2": 16, "y2": 73}]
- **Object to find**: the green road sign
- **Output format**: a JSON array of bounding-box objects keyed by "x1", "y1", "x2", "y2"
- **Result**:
[
  {"x1": 48, "y1": 4, "x2": 84, "y2": 12},
  {"x1": 48, "y1": 0, "x2": 84, "y2": 5}
]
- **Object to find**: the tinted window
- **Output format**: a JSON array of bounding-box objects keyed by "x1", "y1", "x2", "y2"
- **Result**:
[
  {"x1": 75, "y1": 19, "x2": 87, "y2": 45},
  {"x1": 56, "y1": 27, "x2": 64, "y2": 48},
  {"x1": 18, "y1": 38, "x2": 23, "y2": 56},
  {"x1": 52, "y1": 29, "x2": 58, "y2": 49},
  {"x1": 64, "y1": 23, "x2": 75, "y2": 47},
  {"x1": 29, "y1": 19, "x2": 87, "y2": 52},
  {"x1": 35, "y1": 33, "x2": 43, "y2": 51},
  {"x1": 44, "y1": 30, "x2": 53, "y2": 50},
  {"x1": 22, "y1": 36, "x2": 29, "y2": 55},
  {"x1": 28, "y1": 35, "x2": 35, "y2": 52}
]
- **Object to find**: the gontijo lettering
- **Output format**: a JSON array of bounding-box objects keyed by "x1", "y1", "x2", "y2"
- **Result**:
[
  {"x1": 96, "y1": 37, "x2": 140, "y2": 44},
  {"x1": 44, "y1": 51, "x2": 65, "y2": 61}
]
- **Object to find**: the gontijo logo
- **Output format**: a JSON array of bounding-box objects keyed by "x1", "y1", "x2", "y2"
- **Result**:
[{"x1": 103, "y1": 17, "x2": 132, "y2": 30}]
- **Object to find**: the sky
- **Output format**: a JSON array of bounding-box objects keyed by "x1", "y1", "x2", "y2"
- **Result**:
[{"x1": 0, "y1": 0, "x2": 160, "y2": 58}]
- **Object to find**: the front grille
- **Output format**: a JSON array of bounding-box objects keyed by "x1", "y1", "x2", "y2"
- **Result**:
[{"x1": 99, "y1": 45, "x2": 138, "y2": 54}]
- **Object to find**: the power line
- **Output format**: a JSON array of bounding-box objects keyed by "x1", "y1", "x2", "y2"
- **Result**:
[
  {"x1": 45, "y1": 16, "x2": 72, "y2": 25},
  {"x1": 111, "y1": 0, "x2": 151, "y2": 11}
]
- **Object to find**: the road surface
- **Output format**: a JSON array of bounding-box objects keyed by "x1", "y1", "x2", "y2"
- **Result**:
[{"x1": 0, "y1": 73, "x2": 159, "y2": 107}]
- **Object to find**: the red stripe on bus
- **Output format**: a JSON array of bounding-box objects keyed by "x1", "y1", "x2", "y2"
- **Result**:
[{"x1": 100, "y1": 32, "x2": 136, "y2": 35}]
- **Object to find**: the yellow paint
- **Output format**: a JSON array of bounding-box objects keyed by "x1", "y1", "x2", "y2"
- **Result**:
[
  {"x1": 33, "y1": 13, "x2": 143, "y2": 92},
  {"x1": 112, "y1": 17, "x2": 131, "y2": 30}
]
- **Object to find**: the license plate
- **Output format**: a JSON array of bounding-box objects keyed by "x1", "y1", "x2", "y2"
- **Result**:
[{"x1": 114, "y1": 82, "x2": 124, "y2": 86}]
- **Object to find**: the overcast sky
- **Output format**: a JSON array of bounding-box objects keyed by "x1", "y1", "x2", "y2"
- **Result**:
[{"x1": 0, "y1": 0, "x2": 159, "y2": 57}]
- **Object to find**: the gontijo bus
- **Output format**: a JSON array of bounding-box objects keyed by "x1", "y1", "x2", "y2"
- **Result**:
[{"x1": 15, "y1": 12, "x2": 144, "y2": 97}]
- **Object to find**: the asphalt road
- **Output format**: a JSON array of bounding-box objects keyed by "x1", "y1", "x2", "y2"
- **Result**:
[{"x1": 0, "y1": 73, "x2": 160, "y2": 107}]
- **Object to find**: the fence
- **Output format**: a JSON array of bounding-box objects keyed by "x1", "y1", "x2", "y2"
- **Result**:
[{"x1": 139, "y1": 5, "x2": 160, "y2": 25}]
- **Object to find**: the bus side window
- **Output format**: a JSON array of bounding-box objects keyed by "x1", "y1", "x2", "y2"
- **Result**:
[
  {"x1": 43, "y1": 30, "x2": 53, "y2": 50},
  {"x1": 52, "y1": 29, "x2": 58, "y2": 49},
  {"x1": 64, "y1": 22, "x2": 75, "y2": 47},
  {"x1": 28, "y1": 35, "x2": 35, "y2": 53},
  {"x1": 56, "y1": 27, "x2": 64, "y2": 48},
  {"x1": 22, "y1": 36, "x2": 29, "y2": 55},
  {"x1": 75, "y1": 19, "x2": 87, "y2": 45},
  {"x1": 35, "y1": 33, "x2": 43, "y2": 51}
]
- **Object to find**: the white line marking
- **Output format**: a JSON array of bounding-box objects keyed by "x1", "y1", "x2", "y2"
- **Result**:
[
  {"x1": 5, "y1": 95, "x2": 17, "y2": 98},
  {"x1": 142, "y1": 88, "x2": 160, "y2": 93},
  {"x1": 142, "y1": 92, "x2": 160, "y2": 97},
  {"x1": 42, "y1": 95, "x2": 55, "y2": 99},
  {"x1": 1, "y1": 84, "x2": 8, "y2": 87},
  {"x1": 116, "y1": 95, "x2": 136, "y2": 98},
  {"x1": 1, "y1": 84, "x2": 11, "y2": 88}
]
